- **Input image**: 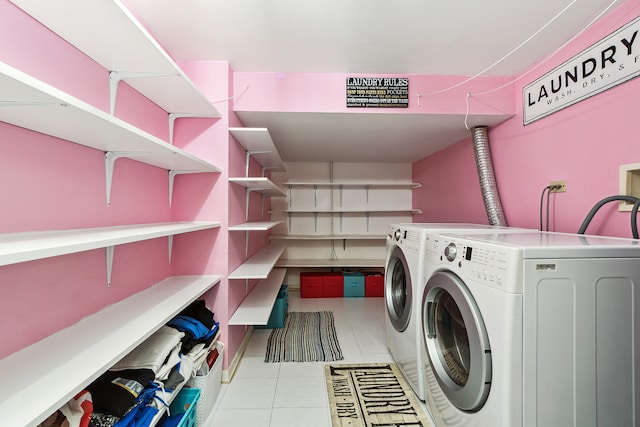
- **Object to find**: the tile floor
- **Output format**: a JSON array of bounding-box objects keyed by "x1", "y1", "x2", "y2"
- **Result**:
[{"x1": 203, "y1": 290, "x2": 432, "y2": 427}]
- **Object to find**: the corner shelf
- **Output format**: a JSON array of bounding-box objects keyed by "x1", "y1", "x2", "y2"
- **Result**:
[
  {"x1": 228, "y1": 243, "x2": 287, "y2": 280},
  {"x1": 0, "y1": 274, "x2": 221, "y2": 427},
  {"x1": 0, "y1": 221, "x2": 221, "y2": 285},
  {"x1": 228, "y1": 268, "x2": 287, "y2": 325},
  {"x1": 8, "y1": 0, "x2": 220, "y2": 121}
]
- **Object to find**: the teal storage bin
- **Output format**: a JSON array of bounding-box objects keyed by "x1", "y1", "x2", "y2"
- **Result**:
[
  {"x1": 343, "y1": 272, "x2": 365, "y2": 297},
  {"x1": 256, "y1": 284, "x2": 288, "y2": 328},
  {"x1": 161, "y1": 387, "x2": 199, "y2": 427}
]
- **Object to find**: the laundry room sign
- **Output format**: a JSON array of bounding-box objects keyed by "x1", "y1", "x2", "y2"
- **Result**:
[
  {"x1": 346, "y1": 77, "x2": 409, "y2": 108},
  {"x1": 523, "y1": 15, "x2": 640, "y2": 125}
]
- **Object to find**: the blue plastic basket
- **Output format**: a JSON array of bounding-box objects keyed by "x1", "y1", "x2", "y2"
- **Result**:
[{"x1": 169, "y1": 388, "x2": 200, "y2": 427}]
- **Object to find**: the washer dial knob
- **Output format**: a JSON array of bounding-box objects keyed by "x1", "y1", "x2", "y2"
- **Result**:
[
  {"x1": 444, "y1": 243, "x2": 457, "y2": 261},
  {"x1": 394, "y1": 229, "x2": 401, "y2": 241}
]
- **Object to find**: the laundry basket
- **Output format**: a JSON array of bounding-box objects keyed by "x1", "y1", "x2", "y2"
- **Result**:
[{"x1": 186, "y1": 341, "x2": 224, "y2": 425}]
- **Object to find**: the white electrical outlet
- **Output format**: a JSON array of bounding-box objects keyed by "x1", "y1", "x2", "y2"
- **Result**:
[{"x1": 549, "y1": 180, "x2": 566, "y2": 193}]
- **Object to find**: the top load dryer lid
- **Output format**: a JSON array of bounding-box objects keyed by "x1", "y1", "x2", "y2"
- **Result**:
[{"x1": 437, "y1": 231, "x2": 640, "y2": 259}]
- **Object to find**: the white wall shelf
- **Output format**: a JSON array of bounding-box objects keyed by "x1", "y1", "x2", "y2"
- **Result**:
[
  {"x1": 270, "y1": 233, "x2": 386, "y2": 240},
  {"x1": 0, "y1": 221, "x2": 220, "y2": 285},
  {"x1": 229, "y1": 243, "x2": 287, "y2": 280},
  {"x1": 229, "y1": 220, "x2": 284, "y2": 232},
  {"x1": 0, "y1": 61, "x2": 222, "y2": 205},
  {"x1": 8, "y1": 0, "x2": 220, "y2": 121},
  {"x1": 275, "y1": 259, "x2": 384, "y2": 268},
  {"x1": 283, "y1": 181, "x2": 421, "y2": 188},
  {"x1": 283, "y1": 208, "x2": 421, "y2": 214},
  {"x1": 0, "y1": 221, "x2": 220, "y2": 266},
  {"x1": 228, "y1": 268, "x2": 287, "y2": 325},
  {"x1": 229, "y1": 177, "x2": 287, "y2": 197},
  {"x1": 229, "y1": 127, "x2": 286, "y2": 173},
  {"x1": 0, "y1": 274, "x2": 221, "y2": 427}
]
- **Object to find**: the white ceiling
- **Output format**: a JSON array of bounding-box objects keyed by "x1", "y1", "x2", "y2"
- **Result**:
[{"x1": 123, "y1": 0, "x2": 627, "y2": 163}]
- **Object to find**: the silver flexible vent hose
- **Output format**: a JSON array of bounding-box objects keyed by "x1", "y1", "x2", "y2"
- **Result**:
[{"x1": 471, "y1": 126, "x2": 507, "y2": 226}]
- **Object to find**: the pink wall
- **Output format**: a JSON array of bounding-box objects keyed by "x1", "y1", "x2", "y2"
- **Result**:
[{"x1": 414, "y1": 0, "x2": 640, "y2": 238}]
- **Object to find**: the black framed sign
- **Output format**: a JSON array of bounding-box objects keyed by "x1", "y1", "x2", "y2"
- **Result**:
[{"x1": 346, "y1": 77, "x2": 409, "y2": 108}]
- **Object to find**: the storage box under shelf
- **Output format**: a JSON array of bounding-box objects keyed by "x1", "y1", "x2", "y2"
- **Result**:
[
  {"x1": 343, "y1": 271, "x2": 365, "y2": 297},
  {"x1": 364, "y1": 272, "x2": 384, "y2": 297}
]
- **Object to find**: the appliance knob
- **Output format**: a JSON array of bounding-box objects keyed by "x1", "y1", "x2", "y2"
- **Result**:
[
  {"x1": 444, "y1": 243, "x2": 457, "y2": 262},
  {"x1": 394, "y1": 229, "x2": 401, "y2": 241}
]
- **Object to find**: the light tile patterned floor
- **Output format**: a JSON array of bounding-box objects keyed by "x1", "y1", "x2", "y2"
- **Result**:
[{"x1": 203, "y1": 290, "x2": 432, "y2": 427}]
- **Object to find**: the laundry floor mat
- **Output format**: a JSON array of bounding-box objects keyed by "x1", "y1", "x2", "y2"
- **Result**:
[
  {"x1": 325, "y1": 363, "x2": 434, "y2": 427},
  {"x1": 264, "y1": 311, "x2": 344, "y2": 362}
]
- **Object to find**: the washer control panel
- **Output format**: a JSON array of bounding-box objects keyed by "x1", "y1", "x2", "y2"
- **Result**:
[
  {"x1": 432, "y1": 235, "x2": 522, "y2": 293},
  {"x1": 387, "y1": 225, "x2": 421, "y2": 254}
]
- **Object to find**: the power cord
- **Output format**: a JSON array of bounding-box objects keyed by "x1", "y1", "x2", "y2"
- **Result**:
[{"x1": 539, "y1": 184, "x2": 562, "y2": 231}]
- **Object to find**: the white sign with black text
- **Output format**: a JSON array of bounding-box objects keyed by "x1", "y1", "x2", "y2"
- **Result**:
[{"x1": 523, "y1": 16, "x2": 640, "y2": 125}]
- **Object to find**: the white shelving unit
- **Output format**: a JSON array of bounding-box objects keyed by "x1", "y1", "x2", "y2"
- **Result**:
[
  {"x1": 0, "y1": 61, "x2": 222, "y2": 205},
  {"x1": 0, "y1": 275, "x2": 221, "y2": 427},
  {"x1": 229, "y1": 127, "x2": 288, "y2": 322},
  {"x1": 8, "y1": 0, "x2": 220, "y2": 126},
  {"x1": 0, "y1": 6, "x2": 225, "y2": 424},
  {"x1": 228, "y1": 268, "x2": 287, "y2": 325},
  {"x1": 273, "y1": 174, "x2": 420, "y2": 268}
]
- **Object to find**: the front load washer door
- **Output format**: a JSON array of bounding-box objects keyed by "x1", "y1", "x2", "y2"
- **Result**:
[
  {"x1": 422, "y1": 270, "x2": 491, "y2": 412},
  {"x1": 385, "y1": 245, "x2": 412, "y2": 332}
]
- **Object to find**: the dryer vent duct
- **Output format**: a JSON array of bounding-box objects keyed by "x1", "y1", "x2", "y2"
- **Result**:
[{"x1": 471, "y1": 126, "x2": 507, "y2": 226}]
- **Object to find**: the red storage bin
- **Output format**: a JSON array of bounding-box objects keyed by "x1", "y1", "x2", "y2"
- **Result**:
[
  {"x1": 300, "y1": 272, "x2": 323, "y2": 298},
  {"x1": 323, "y1": 272, "x2": 344, "y2": 298},
  {"x1": 365, "y1": 272, "x2": 384, "y2": 297}
]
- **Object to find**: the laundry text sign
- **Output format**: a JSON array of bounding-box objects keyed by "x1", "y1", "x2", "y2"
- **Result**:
[
  {"x1": 347, "y1": 77, "x2": 409, "y2": 108},
  {"x1": 523, "y1": 15, "x2": 640, "y2": 125}
]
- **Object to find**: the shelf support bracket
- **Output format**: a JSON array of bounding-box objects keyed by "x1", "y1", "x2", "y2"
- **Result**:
[
  {"x1": 365, "y1": 185, "x2": 371, "y2": 203},
  {"x1": 109, "y1": 71, "x2": 178, "y2": 115},
  {"x1": 106, "y1": 245, "x2": 114, "y2": 287},
  {"x1": 168, "y1": 235, "x2": 174, "y2": 263},
  {"x1": 169, "y1": 170, "x2": 202, "y2": 207},
  {"x1": 288, "y1": 184, "x2": 293, "y2": 208},
  {"x1": 105, "y1": 151, "x2": 173, "y2": 205},
  {"x1": 245, "y1": 150, "x2": 271, "y2": 177},
  {"x1": 168, "y1": 113, "x2": 214, "y2": 145}
]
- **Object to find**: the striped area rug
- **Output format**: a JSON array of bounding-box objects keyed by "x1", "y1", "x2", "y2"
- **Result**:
[{"x1": 264, "y1": 311, "x2": 344, "y2": 363}]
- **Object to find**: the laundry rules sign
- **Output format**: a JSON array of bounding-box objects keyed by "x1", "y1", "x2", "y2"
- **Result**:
[
  {"x1": 523, "y1": 15, "x2": 640, "y2": 125},
  {"x1": 346, "y1": 77, "x2": 409, "y2": 108}
]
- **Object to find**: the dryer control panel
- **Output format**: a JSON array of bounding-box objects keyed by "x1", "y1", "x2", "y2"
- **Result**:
[{"x1": 430, "y1": 235, "x2": 522, "y2": 293}]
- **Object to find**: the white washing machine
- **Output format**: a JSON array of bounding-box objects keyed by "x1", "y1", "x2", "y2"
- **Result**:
[
  {"x1": 385, "y1": 223, "x2": 531, "y2": 401},
  {"x1": 420, "y1": 231, "x2": 640, "y2": 427}
]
